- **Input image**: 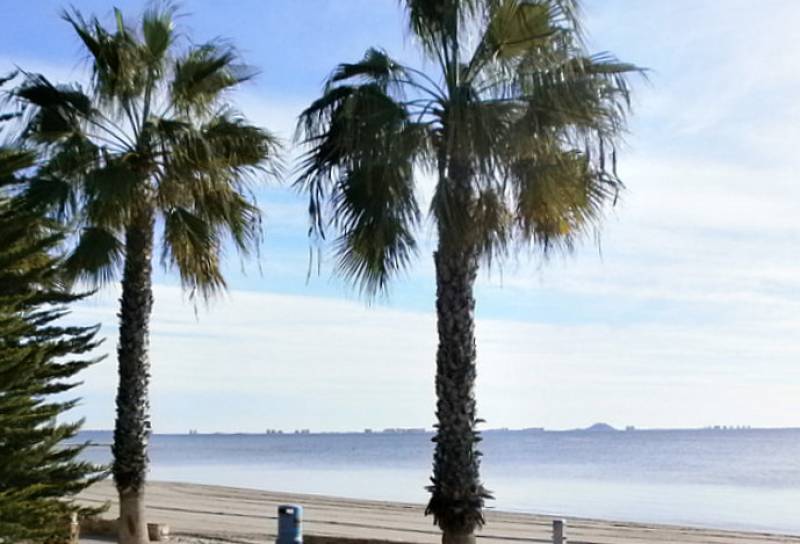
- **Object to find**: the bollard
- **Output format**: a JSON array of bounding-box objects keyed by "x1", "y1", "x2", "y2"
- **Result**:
[
  {"x1": 69, "y1": 512, "x2": 79, "y2": 544},
  {"x1": 552, "y1": 519, "x2": 566, "y2": 544},
  {"x1": 276, "y1": 504, "x2": 303, "y2": 544}
]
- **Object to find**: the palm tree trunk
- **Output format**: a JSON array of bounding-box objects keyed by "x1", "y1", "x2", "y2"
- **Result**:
[
  {"x1": 426, "y1": 240, "x2": 489, "y2": 544},
  {"x1": 112, "y1": 209, "x2": 154, "y2": 544}
]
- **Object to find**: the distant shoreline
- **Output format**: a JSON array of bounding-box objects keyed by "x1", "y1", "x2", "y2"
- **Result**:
[{"x1": 78, "y1": 425, "x2": 800, "y2": 436}]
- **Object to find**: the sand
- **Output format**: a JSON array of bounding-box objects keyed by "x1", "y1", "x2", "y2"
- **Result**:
[{"x1": 78, "y1": 480, "x2": 800, "y2": 544}]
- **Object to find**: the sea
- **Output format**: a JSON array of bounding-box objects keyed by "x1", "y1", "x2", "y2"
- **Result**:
[{"x1": 77, "y1": 428, "x2": 800, "y2": 535}]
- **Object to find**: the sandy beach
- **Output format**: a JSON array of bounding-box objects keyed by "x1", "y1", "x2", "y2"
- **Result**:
[{"x1": 78, "y1": 480, "x2": 800, "y2": 544}]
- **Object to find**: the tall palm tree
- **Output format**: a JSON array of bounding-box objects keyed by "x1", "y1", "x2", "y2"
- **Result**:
[
  {"x1": 296, "y1": 1, "x2": 639, "y2": 543},
  {"x1": 11, "y1": 7, "x2": 280, "y2": 543}
]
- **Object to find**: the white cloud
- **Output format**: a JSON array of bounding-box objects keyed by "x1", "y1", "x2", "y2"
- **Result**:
[{"x1": 70, "y1": 283, "x2": 800, "y2": 433}]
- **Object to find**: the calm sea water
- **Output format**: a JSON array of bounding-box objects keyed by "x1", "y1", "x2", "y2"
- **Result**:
[{"x1": 77, "y1": 429, "x2": 800, "y2": 535}]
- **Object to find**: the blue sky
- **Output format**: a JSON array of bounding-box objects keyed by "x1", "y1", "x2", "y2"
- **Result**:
[{"x1": 2, "y1": 1, "x2": 799, "y2": 432}]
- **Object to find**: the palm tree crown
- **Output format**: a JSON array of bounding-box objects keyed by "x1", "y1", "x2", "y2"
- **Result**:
[
  {"x1": 12, "y1": 5, "x2": 280, "y2": 296},
  {"x1": 297, "y1": 0, "x2": 637, "y2": 293}
]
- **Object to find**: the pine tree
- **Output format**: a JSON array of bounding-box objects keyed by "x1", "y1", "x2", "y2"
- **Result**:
[{"x1": 0, "y1": 142, "x2": 105, "y2": 543}]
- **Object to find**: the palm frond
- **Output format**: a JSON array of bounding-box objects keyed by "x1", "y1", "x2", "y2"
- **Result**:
[
  {"x1": 329, "y1": 48, "x2": 409, "y2": 92},
  {"x1": 161, "y1": 206, "x2": 225, "y2": 298},
  {"x1": 469, "y1": 188, "x2": 513, "y2": 265},
  {"x1": 62, "y1": 227, "x2": 124, "y2": 285},
  {"x1": 200, "y1": 111, "x2": 282, "y2": 172},
  {"x1": 153, "y1": 110, "x2": 279, "y2": 176},
  {"x1": 156, "y1": 165, "x2": 264, "y2": 259},
  {"x1": 296, "y1": 63, "x2": 429, "y2": 294},
  {"x1": 199, "y1": 190, "x2": 262, "y2": 256},
  {"x1": 297, "y1": 83, "x2": 408, "y2": 234},
  {"x1": 14, "y1": 75, "x2": 92, "y2": 144},
  {"x1": 20, "y1": 176, "x2": 77, "y2": 222},
  {"x1": 38, "y1": 134, "x2": 100, "y2": 181},
  {"x1": 141, "y1": 4, "x2": 176, "y2": 70},
  {"x1": 332, "y1": 157, "x2": 420, "y2": 296},
  {"x1": 513, "y1": 53, "x2": 639, "y2": 138},
  {"x1": 404, "y1": 0, "x2": 483, "y2": 63},
  {"x1": 83, "y1": 159, "x2": 140, "y2": 230},
  {"x1": 62, "y1": 8, "x2": 148, "y2": 104},
  {"x1": 170, "y1": 43, "x2": 255, "y2": 116},
  {"x1": 476, "y1": 0, "x2": 555, "y2": 66},
  {"x1": 147, "y1": 109, "x2": 276, "y2": 296},
  {"x1": 509, "y1": 145, "x2": 617, "y2": 251}
]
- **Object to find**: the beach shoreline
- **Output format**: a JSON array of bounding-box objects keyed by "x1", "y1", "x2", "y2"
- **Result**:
[{"x1": 78, "y1": 480, "x2": 800, "y2": 544}]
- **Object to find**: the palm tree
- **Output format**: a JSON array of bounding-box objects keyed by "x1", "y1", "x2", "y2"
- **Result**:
[
  {"x1": 11, "y1": 7, "x2": 280, "y2": 543},
  {"x1": 296, "y1": 1, "x2": 639, "y2": 543}
]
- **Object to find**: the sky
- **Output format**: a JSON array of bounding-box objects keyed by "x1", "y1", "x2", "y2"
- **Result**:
[{"x1": 1, "y1": 1, "x2": 799, "y2": 433}]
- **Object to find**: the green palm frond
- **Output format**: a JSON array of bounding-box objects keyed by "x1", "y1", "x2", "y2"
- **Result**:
[
  {"x1": 141, "y1": 5, "x2": 176, "y2": 70},
  {"x1": 296, "y1": 57, "x2": 430, "y2": 293},
  {"x1": 14, "y1": 76, "x2": 93, "y2": 144},
  {"x1": 204, "y1": 191, "x2": 261, "y2": 256},
  {"x1": 20, "y1": 176, "x2": 77, "y2": 221},
  {"x1": 470, "y1": 188, "x2": 513, "y2": 264},
  {"x1": 153, "y1": 111, "x2": 277, "y2": 177},
  {"x1": 162, "y1": 207, "x2": 225, "y2": 297},
  {"x1": 329, "y1": 48, "x2": 409, "y2": 92},
  {"x1": 83, "y1": 159, "x2": 139, "y2": 229},
  {"x1": 154, "y1": 109, "x2": 278, "y2": 258},
  {"x1": 331, "y1": 154, "x2": 420, "y2": 295},
  {"x1": 14, "y1": 76, "x2": 92, "y2": 117},
  {"x1": 513, "y1": 54, "x2": 637, "y2": 135},
  {"x1": 479, "y1": 0, "x2": 555, "y2": 65},
  {"x1": 170, "y1": 43, "x2": 255, "y2": 116},
  {"x1": 63, "y1": 227, "x2": 124, "y2": 285},
  {"x1": 298, "y1": 85, "x2": 404, "y2": 229},
  {"x1": 62, "y1": 8, "x2": 148, "y2": 105},
  {"x1": 198, "y1": 111, "x2": 281, "y2": 172},
  {"x1": 405, "y1": 0, "x2": 483, "y2": 62}
]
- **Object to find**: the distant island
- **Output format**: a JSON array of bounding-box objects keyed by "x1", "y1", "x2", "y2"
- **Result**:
[{"x1": 582, "y1": 422, "x2": 618, "y2": 432}]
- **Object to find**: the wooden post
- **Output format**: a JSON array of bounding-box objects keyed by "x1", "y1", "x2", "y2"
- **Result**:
[
  {"x1": 552, "y1": 519, "x2": 566, "y2": 544},
  {"x1": 69, "y1": 512, "x2": 80, "y2": 544}
]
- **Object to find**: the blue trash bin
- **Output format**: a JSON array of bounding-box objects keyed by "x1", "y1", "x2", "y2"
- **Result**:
[{"x1": 277, "y1": 504, "x2": 303, "y2": 544}]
